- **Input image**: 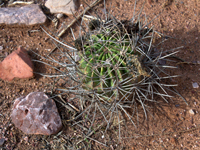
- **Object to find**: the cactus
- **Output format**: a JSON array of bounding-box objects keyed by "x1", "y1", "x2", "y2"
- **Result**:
[
  {"x1": 37, "y1": 1, "x2": 187, "y2": 142},
  {"x1": 75, "y1": 18, "x2": 151, "y2": 102}
]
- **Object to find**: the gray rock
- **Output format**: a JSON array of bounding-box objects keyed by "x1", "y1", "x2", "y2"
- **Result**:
[
  {"x1": 0, "y1": 138, "x2": 5, "y2": 146},
  {"x1": 11, "y1": 92, "x2": 62, "y2": 135},
  {"x1": 0, "y1": 4, "x2": 46, "y2": 26},
  {"x1": 45, "y1": 0, "x2": 80, "y2": 15}
]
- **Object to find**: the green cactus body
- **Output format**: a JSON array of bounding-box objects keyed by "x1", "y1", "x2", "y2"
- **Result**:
[{"x1": 76, "y1": 27, "x2": 150, "y2": 100}]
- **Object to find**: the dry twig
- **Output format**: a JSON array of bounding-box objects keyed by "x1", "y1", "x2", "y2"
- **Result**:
[
  {"x1": 58, "y1": 0, "x2": 102, "y2": 38},
  {"x1": 8, "y1": 1, "x2": 34, "y2": 7},
  {"x1": 45, "y1": 0, "x2": 102, "y2": 55}
]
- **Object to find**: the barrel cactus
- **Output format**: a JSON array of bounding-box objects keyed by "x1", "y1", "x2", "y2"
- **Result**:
[
  {"x1": 75, "y1": 18, "x2": 152, "y2": 102},
  {"x1": 38, "y1": 2, "x2": 187, "y2": 141}
]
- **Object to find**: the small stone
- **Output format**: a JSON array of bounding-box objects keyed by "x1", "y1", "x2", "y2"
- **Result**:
[
  {"x1": 45, "y1": 0, "x2": 80, "y2": 15},
  {"x1": 192, "y1": 82, "x2": 199, "y2": 88},
  {"x1": 0, "y1": 4, "x2": 46, "y2": 26},
  {"x1": 11, "y1": 92, "x2": 62, "y2": 135},
  {"x1": 175, "y1": 104, "x2": 180, "y2": 107},
  {"x1": 0, "y1": 46, "x2": 3, "y2": 51},
  {"x1": 189, "y1": 109, "x2": 195, "y2": 115},
  {"x1": 147, "y1": 0, "x2": 152, "y2": 5},
  {"x1": 57, "y1": 13, "x2": 64, "y2": 19},
  {"x1": 170, "y1": 137, "x2": 177, "y2": 145},
  {"x1": 23, "y1": 136, "x2": 29, "y2": 144},
  {"x1": 0, "y1": 47, "x2": 34, "y2": 81},
  {"x1": 0, "y1": 138, "x2": 5, "y2": 146}
]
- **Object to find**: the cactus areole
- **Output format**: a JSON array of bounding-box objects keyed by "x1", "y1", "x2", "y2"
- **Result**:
[{"x1": 75, "y1": 19, "x2": 151, "y2": 100}]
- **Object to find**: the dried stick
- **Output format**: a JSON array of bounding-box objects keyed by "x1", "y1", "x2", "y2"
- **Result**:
[
  {"x1": 46, "y1": 0, "x2": 102, "y2": 55},
  {"x1": 58, "y1": 0, "x2": 102, "y2": 37},
  {"x1": 76, "y1": 121, "x2": 107, "y2": 145},
  {"x1": 8, "y1": 1, "x2": 34, "y2": 7}
]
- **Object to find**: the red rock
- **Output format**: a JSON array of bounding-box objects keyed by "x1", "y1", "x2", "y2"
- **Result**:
[
  {"x1": 11, "y1": 92, "x2": 63, "y2": 135},
  {"x1": 0, "y1": 47, "x2": 34, "y2": 81}
]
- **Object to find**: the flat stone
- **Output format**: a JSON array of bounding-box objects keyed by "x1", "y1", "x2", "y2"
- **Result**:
[
  {"x1": 0, "y1": 4, "x2": 46, "y2": 26},
  {"x1": 11, "y1": 92, "x2": 63, "y2": 135},
  {"x1": 0, "y1": 47, "x2": 34, "y2": 81},
  {"x1": 45, "y1": 0, "x2": 80, "y2": 15}
]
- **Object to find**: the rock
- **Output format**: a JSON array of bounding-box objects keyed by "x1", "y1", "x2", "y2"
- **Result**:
[
  {"x1": 0, "y1": 4, "x2": 46, "y2": 26},
  {"x1": 57, "y1": 13, "x2": 64, "y2": 19},
  {"x1": 45, "y1": 0, "x2": 80, "y2": 15},
  {"x1": 0, "y1": 47, "x2": 34, "y2": 81},
  {"x1": 189, "y1": 109, "x2": 195, "y2": 115},
  {"x1": 0, "y1": 138, "x2": 5, "y2": 146},
  {"x1": 175, "y1": 104, "x2": 180, "y2": 107},
  {"x1": 147, "y1": 0, "x2": 152, "y2": 5},
  {"x1": 170, "y1": 137, "x2": 177, "y2": 145},
  {"x1": 0, "y1": 46, "x2": 3, "y2": 51},
  {"x1": 192, "y1": 82, "x2": 199, "y2": 88},
  {"x1": 11, "y1": 92, "x2": 62, "y2": 135}
]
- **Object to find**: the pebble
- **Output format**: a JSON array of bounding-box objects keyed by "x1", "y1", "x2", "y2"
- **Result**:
[
  {"x1": 170, "y1": 137, "x2": 177, "y2": 145},
  {"x1": 189, "y1": 109, "x2": 195, "y2": 115},
  {"x1": 0, "y1": 138, "x2": 5, "y2": 146},
  {"x1": 0, "y1": 46, "x2": 3, "y2": 51},
  {"x1": 57, "y1": 13, "x2": 64, "y2": 19},
  {"x1": 175, "y1": 104, "x2": 180, "y2": 107},
  {"x1": 192, "y1": 82, "x2": 199, "y2": 88},
  {"x1": 23, "y1": 136, "x2": 29, "y2": 144}
]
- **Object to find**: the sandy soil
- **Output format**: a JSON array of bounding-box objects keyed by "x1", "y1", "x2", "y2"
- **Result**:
[{"x1": 0, "y1": 0, "x2": 200, "y2": 149}]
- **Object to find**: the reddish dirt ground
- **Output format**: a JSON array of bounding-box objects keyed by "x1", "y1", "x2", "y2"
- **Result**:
[{"x1": 0, "y1": 0, "x2": 199, "y2": 149}]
